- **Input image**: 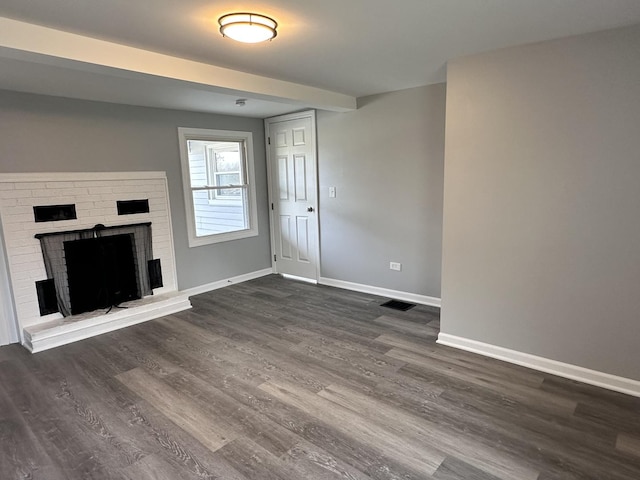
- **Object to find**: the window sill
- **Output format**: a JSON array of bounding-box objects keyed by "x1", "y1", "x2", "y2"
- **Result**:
[{"x1": 187, "y1": 227, "x2": 259, "y2": 248}]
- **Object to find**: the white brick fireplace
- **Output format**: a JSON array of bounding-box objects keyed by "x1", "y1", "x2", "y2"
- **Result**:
[{"x1": 0, "y1": 171, "x2": 191, "y2": 352}]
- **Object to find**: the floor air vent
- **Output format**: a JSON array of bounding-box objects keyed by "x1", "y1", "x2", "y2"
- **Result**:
[{"x1": 380, "y1": 299, "x2": 416, "y2": 311}]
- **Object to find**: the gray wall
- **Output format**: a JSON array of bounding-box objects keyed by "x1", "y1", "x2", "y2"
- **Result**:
[
  {"x1": 0, "y1": 91, "x2": 272, "y2": 290},
  {"x1": 318, "y1": 84, "x2": 445, "y2": 298},
  {"x1": 441, "y1": 25, "x2": 640, "y2": 380}
]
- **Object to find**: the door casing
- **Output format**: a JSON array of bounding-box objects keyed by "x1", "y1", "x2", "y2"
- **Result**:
[{"x1": 264, "y1": 110, "x2": 320, "y2": 282}]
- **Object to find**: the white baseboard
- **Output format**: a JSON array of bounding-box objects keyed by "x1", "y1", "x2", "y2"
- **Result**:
[
  {"x1": 24, "y1": 292, "x2": 192, "y2": 353},
  {"x1": 437, "y1": 333, "x2": 640, "y2": 398},
  {"x1": 181, "y1": 268, "x2": 273, "y2": 297},
  {"x1": 281, "y1": 273, "x2": 317, "y2": 284},
  {"x1": 318, "y1": 277, "x2": 441, "y2": 308}
]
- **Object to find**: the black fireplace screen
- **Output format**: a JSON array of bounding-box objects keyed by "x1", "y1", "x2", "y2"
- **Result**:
[
  {"x1": 37, "y1": 223, "x2": 153, "y2": 316},
  {"x1": 65, "y1": 234, "x2": 139, "y2": 315}
]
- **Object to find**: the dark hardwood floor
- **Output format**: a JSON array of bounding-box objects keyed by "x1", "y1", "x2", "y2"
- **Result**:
[{"x1": 1, "y1": 275, "x2": 639, "y2": 479}]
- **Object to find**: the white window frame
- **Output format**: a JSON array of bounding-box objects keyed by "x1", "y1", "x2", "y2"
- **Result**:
[{"x1": 178, "y1": 127, "x2": 259, "y2": 247}]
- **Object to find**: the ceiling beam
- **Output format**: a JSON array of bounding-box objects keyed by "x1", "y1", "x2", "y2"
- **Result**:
[{"x1": 0, "y1": 17, "x2": 357, "y2": 112}]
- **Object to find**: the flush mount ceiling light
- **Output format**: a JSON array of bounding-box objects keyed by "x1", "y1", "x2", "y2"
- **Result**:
[{"x1": 218, "y1": 13, "x2": 278, "y2": 43}]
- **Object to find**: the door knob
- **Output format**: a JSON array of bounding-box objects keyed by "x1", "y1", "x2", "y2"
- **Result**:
[{"x1": 307, "y1": 206, "x2": 314, "y2": 212}]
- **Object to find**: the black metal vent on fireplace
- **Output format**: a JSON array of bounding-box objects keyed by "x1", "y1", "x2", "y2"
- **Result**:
[
  {"x1": 117, "y1": 199, "x2": 150, "y2": 215},
  {"x1": 36, "y1": 279, "x2": 59, "y2": 316},
  {"x1": 33, "y1": 204, "x2": 77, "y2": 223},
  {"x1": 148, "y1": 259, "x2": 163, "y2": 289}
]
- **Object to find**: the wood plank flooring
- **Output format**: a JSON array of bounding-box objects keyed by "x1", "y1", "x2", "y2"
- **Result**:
[{"x1": 1, "y1": 274, "x2": 640, "y2": 479}]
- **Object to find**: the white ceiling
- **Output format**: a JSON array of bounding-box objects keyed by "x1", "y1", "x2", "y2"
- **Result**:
[{"x1": 1, "y1": 0, "x2": 640, "y2": 117}]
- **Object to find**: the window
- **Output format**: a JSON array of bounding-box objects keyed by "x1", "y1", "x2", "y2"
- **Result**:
[{"x1": 178, "y1": 128, "x2": 258, "y2": 247}]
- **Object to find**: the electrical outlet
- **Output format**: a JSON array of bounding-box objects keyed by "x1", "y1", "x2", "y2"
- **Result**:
[{"x1": 390, "y1": 262, "x2": 402, "y2": 271}]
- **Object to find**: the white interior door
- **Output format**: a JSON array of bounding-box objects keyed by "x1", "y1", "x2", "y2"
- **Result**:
[{"x1": 266, "y1": 111, "x2": 319, "y2": 281}]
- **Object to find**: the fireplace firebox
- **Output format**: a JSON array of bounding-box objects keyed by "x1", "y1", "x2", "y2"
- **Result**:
[
  {"x1": 64, "y1": 234, "x2": 140, "y2": 315},
  {"x1": 35, "y1": 222, "x2": 155, "y2": 317}
]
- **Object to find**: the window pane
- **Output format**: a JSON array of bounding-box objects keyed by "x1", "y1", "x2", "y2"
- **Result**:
[
  {"x1": 192, "y1": 188, "x2": 248, "y2": 237},
  {"x1": 186, "y1": 140, "x2": 210, "y2": 188},
  {"x1": 215, "y1": 150, "x2": 241, "y2": 173},
  {"x1": 216, "y1": 173, "x2": 241, "y2": 186},
  {"x1": 187, "y1": 140, "x2": 244, "y2": 188}
]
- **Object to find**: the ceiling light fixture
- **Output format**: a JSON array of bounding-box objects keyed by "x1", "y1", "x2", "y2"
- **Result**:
[{"x1": 218, "y1": 13, "x2": 278, "y2": 44}]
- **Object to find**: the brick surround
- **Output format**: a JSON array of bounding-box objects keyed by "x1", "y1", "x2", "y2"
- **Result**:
[{"x1": 0, "y1": 172, "x2": 180, "y2": 343}]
